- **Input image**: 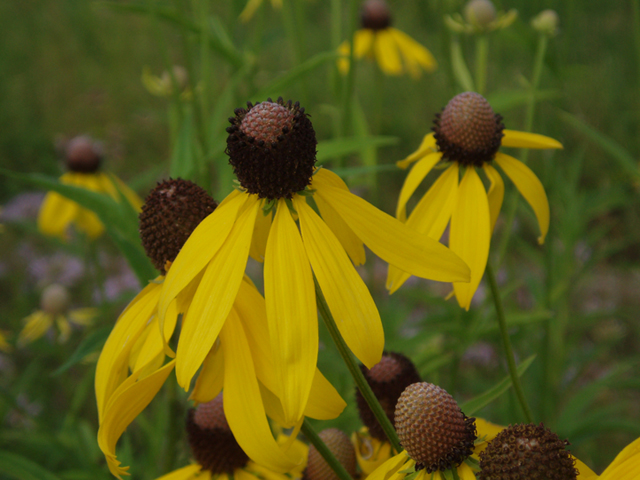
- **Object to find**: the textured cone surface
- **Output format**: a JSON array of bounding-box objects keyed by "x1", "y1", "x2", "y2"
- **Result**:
[
  {"x1": 361, "y1": 0, "x2": 392, "y2": 30},
  {"x1": 65, "y1": 135, "x2": 102, "y2": 173},
  {"x1": 139, "y1": 178, "x2": 218, "y2": 274},
  {"x1": 226, "y1": 97, "x2": 317, "y2": 200},
  {"x1": 356, "y1": 352, "x2": 421, "y2": 441},
  {"x1": 433, "y1": 92, "x2": 504, "y2": 167},
  {"x1": 187, "y1": 394, "x2": 249, "y2": 474},
  {"x1": 395, "y1": 382, "x2": 476, "y2": 473},
  {"x1": 305, "y1": 429, "x2": 357, "y2": 480},
  {"x1": 478, "y1": 423, "x2": 578, "y2": 480}
]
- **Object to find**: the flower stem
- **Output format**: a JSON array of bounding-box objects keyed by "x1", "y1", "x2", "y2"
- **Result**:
[
  {"x1": 314, "y1": 278, "x2": 402, "y2": 453},
  {"x1": 302, "y1": 419, "x2": 354, "y2": 480},
  {"x1": 339, "y1": 0, "x2": 360, "y2": 148},
  {"x1": 485, "y1": 263, "x2": 534, "y2": 423},
  {"x1": 474, "y1": 34, "x2": 489, "y2": 95}
]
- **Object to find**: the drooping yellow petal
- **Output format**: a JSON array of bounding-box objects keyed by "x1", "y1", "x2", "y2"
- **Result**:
[
  {"x1": 175, "y1": 196, "x2": 259, "y2": 390},
  {"x1": 304, "y1": 369, "x2": 346, "y2": 420},
  {"x1": 296, "y1": 196, "x2": 382, "y2": 368},
  {"x1": 396, "y1": 152, "x2": 443, "y2": 222},
  {"x1": 235, "y1": 468, "x2": 260, "y2": 480},
  {"x1": 68, "y1": 308, "x2": 97, "y2": 326},
  {"x1": 110, "y1": 174, "x2": 143, "y2": 210},
  {"x1": 374, "y1": 29, "x2": 402, "y2": 75},
  {"x1": 239, "y1": 0, "x2": 263, "y2": 22},
  {"x1": 387, "y1": 163, "x2": 458, "y2": 293},
  {"x1": 18, "y1": 311, "x2": 52, "y2": 346},
  {"x1": 352, "y1": 430, "x2": 394, "y2": 476},
  {"x1": 130, "y1": 318, "x2": 165, "y2": 376},
  {"x1": 264, "y1": 200, "x2": 317, "y2": 425},
  {"x1": 190, "y1": 341, "x2": 224, "y2": 404},
  {"x1": 37, "y1": 191, "x2": 79, "y2": 239},
  {"x1": 353, "y1": 29, "x2": 375, "y2": 59},
  {"x1": 314, "y1": 181, "x2": 470, "y2": 283},
  {"x1": 574, "y1": 457, "x2": 598, "y2": 480},
  {"x1": 483, "y1": 163, "x2": 505, "y2": 233},
  {"x1": 599, "y1": 437, "x2": 640, "y2": 480},
  {"x1": 501, "y1": 130, "x2": 563, "y2": 150},
  {"x1": 457, "y1": 462, "x2": 477, "y2": 480},
  {"x1": 366, "y1": 452, "x2": 411, "y2": 480},
  {"x1": 249, "y1": 209, "x2": 273, "y2": 263},
  {"x1": 156, "y1": 464, "x2": 203, "y2": 480},
  {"x1": 98, "y1": 360, "x2": 175, "y2": 479},
  {"x1": 494, "y1": 152, "x2": 549, "y2": 244},
  {"x1": 159, "y1": 191, "x2": 246, "y2": 329},
  {"x1": 75, "y1": 205, "x2": 105, "y2": 239},
  {"x1": 396, "y1": 133, "x2": 437, "y2": 169},
  {"x1": 312, "y1": 170, "x2": 365, "y2": 265},
  {"x1": 220, "y1": 309, "x2": 301, "y2": 473},
  {"x1": 450, "y1": 168, "x2": 491, "y2": 311},
  {"x1": 388, "y1": 28, "x2": 437, "y2": 79},
  {"x1": 95, "y1": 282, "x2": 161, "y2": 421}
]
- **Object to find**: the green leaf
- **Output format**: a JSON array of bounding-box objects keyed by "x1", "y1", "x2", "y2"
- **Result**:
[
  {"x1": 450, "y1": 37, "x2": 475, "y2": 92},
  {"x1": 0, "y1": 169, "x2": 156, "y2": 283},
  {"x1": 0, "y1": 451, "x2": 62, "y2": 480},
  {"x1": 317, "y1": 136, "x2": 398, "y2": 163},
  {"x1": 461, "y1": 354, "x2": 536, "y2": 415},
  {"x1": 486, "y1": 89, "x2": 561, "y2": 112},
  {"x1": 52, "y1": 326, "x2": 111, "y2": 376},
  {"x1": 255, "y1": 51, "x2": 340, "y2": 99},
  {"x1": 557, "y1": 109, "x2": 640, "y2": 181},
  {"x1": 98, "y1": 2, "x2": 244, "y2": 68}
]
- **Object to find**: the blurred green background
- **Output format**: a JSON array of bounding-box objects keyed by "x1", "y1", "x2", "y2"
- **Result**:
[{"x1": 1, "y1": 1, "x2": 639, "y2": 479}]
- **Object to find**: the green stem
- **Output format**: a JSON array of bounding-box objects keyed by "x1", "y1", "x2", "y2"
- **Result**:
[
  {"x1": 339, "y1": 0, "x2": 360, "y2": 150},
  {"x1": 282, "y1": 0, "x2": 308, "y2": 101},
  {"x1": 496, "y1": 32, "x2": 548, "y2": 266},
  {"x1": 161, "y1": 380, "x2": 181, "y2": 473},
  {"x1": 633, "y1": 0, "x2": 640, "y2": 95},
  {"x1": 474, "y1": 34, "x2": 489, "y2": 95},
  {"x1": 314, "y1": 278, "x2": 402, "y2": 453},
  {"x1": 486, "y1": 263, "x2": 534, "y2": 423},
  {"x1": 302, "y1": 419, "x2": 354, "y2": 480}
]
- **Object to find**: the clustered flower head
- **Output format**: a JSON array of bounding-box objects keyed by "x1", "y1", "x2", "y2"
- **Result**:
[
  {"x1": 445, "y1": 0, "x2": 517, "y2": 35},
  {"x1": 389, "y1": 91, "x2": 562, "y2": 310},
  {"x1": 338, "y1": 0, "x2": 437, "y2": 78}
]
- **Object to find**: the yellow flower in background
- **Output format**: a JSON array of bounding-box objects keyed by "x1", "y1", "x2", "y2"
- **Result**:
[
  {"x1": 155, "y1": 395, "x2": 309, "y2": 480},
  {"x1": 239, "y1": 0, "x2": 282, "y2": 22},
  {"x1": 574, "y1": 437, "x2": 640, "y2": 479},
  {"x1": 96, "y1": 179, "x2": 344, "y2": 479},
  {"x1": 388, "y1": 92, "x2": 562, "y2": 310},
  {"x1": 18, "y1": 284, "x2": 96, "y2": 346},
  {"x1": 158, "y1": 98, "x2": 468, "y2": 456},
  {"x1": 38, "y1": 135, "x2": 142, "y2": 241},
  {"x1": 0, "y1": 330, "x2": 13, "y2": 353},
  {"x1": 368, "y1": 383, "x2": 502, "y2": 480},
  {"x1": 142, "y1": 65, "x2": 193, "y2": 100},
  {"x1": 338, "y1": 0, "x2": 437, "y2": 79}
]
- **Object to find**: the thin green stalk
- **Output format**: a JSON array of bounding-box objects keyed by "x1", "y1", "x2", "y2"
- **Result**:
[
  {"x1": 474, "y1": 34, "x2": 489, "y2": 95},
  {"x1": 486, "y1": 263, "x2": 534, "y2": 423},
  {"x1": 282, "y1": 0, "x2": 308, "y2": 101},
  {"x1": 450, "y1": 35, "x2": 475, "y2": 92},
  {"x1": 633, "y1": 0, "x2": 640, "y2": 95},
  {"x1": 314, "y1": 278, "x2": 402, "y2": 453},
  {"x1": 301, "y1": 419, "x2": 354, "y2": 480},
  {"x1": 161, "y1": 380, "x2": 181, "y2": 474},
  {"x1": 496, "y1": 32, "x2": 548, "y2": 266},
  {"x1": 339, "y1": 0, "x2": 360, "y2": 149}
]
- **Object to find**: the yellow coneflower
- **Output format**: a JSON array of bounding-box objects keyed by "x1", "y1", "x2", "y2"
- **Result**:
[
  {"x1": 96, "y1": 179, "x2": 344, "y2": 479},
  {"x1": 338, "y1": 0, "x2": 437, "y2": 79},
  {"x1": 18, "y1": 284, "x2": 95, "y2": 346},
  {"x1": 388, "y1": 92, "x2": 562, "y2": 310},
  {"x1": 157, "y1": 98, "x2": 469, "y2": 451},
  {"x1": 37, "y1": 135, "x2": 142, "y2": 240}
]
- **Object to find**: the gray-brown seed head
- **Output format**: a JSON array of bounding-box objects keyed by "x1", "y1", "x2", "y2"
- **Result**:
[
  {"x1": 478, "y1": 423, "x2": 578, "y2": 480},
  {"x1": 361, "y1": 0, "x2": 392, "y2": 30},
  {"x1": 139, "y1": 179, "x2": 218, "y2": 274},
  {"x1": 433, "y1": 92, "x2": 504, "y2": 167},
  {"x1": 226, "y1": 97, "x2": 317, "y2": 200},
  {"x1": 186, "y1": 394, "x2": 250, "y2": 474},
  {"x1": 394, "y1": 382, "x2": 477, "y2": 473},
  {"x1": 356, "y1": 352, "x2": 421, "y2": 441},
  {"x1": 304, "y1": 429, "x2": 357, "y2": 480},
  {"x1": 65, "y1": 135, "x2": 103, "y2": 173}
]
